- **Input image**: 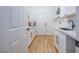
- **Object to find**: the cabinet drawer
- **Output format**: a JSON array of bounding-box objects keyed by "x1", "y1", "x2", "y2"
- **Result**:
[{"x1": 57, "y1": 30, "x2": 66, "y2": 39}]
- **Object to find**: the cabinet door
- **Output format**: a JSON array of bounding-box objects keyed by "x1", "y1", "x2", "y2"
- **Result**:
[
  {"x1": 60, "y1": 6, "x2": 67, "y2": 16},
  {"x1": 76, "y1": 7, "x2": 79, "y2": 28},
  {"x1": 60, "y1": 6, "x2": 76, "y2": 17},
  {"x1": 76, "y1": 7, "x2": 79, "y2": 41},
  {"x1": 66, "y1": 7, "x2": 76, "y2": 14},
  {"x1": 57, "y1": 31, "x2": 66, "y2": 53},
  {"x1": 58, "y1": 37, "x2": 66, "y2": 53}
]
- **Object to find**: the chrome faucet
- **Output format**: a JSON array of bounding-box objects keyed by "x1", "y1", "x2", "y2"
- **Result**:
[{"x1": 68, "y1": 20, "x2": 75, "y2": 29}]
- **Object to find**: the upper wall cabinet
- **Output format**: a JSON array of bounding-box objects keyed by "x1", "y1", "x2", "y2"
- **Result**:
[
  {"x1": 76, "y1": 6, "x2": 79, "y2": 28},
  {"x1": 60, "y1": 6, "x2": 76, "y2": 17}
]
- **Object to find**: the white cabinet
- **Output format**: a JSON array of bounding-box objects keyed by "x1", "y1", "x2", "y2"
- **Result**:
[
  {"x1": 76, "y1": 47, "x2": 79, "y2": 53},
  {"x1": 27, "y1": 28, "x2": 35, "y2": 46},
  {"x1": 54, "y1": 30, "x2": 75, "y2": 53},
  {"x1": 36, "y1": 28, "x2": 42, "y2": 35},
  {"x1": 74, "y1": 7, "x2": 79, "y2": 42},
  {"x1": 75, "y1": 7, "x2": 79, "y2": 28},
  {"x1": 55, "y1": 30, "x2": 66, "y2": 53},
  {"x1": 60, "y1": 6, "x2": 76, "y2": 17}
]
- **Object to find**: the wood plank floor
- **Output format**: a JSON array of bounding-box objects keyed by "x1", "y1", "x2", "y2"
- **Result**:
[{"x1": 28, "y1": 35, "x2": 58, "y2": 53}]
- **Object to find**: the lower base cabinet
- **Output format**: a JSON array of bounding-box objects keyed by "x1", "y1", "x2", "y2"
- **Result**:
[{"x1": 54, "y1": 30, "x2": 76, "y2": 53}]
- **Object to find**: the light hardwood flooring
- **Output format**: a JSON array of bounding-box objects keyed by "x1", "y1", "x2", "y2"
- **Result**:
[{"x1": 28, "y1": 35, "x2": 58, "y2": 53}]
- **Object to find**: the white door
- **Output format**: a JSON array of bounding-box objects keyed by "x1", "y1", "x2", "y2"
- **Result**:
[
  {"x1": 0, "y1": 6, "x2": 28, "y2": 53},
  {"x1": 9, "y1": 6, "x2": 28, "y2": 53},
  {"x1": 0, "y1": 7, "x2": 11, "y2": 52}
]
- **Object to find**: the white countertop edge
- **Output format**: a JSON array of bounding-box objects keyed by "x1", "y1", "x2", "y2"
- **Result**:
[{"x1": 54, "y1": 27, "x2": 76, "y2": 39}]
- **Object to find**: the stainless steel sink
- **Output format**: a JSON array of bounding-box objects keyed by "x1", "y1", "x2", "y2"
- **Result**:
[{"x1": 59, "y1": 28, "x2": 72, "y2": 30}]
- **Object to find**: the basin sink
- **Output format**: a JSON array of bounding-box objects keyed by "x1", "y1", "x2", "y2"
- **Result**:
[{"x1": 59, "y1": 28, "x2": 72, "y2": 30}]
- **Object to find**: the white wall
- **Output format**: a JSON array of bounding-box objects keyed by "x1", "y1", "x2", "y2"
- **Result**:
[{"x1": 26, "y1": 6, "x2": 57, "y2": 35}]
